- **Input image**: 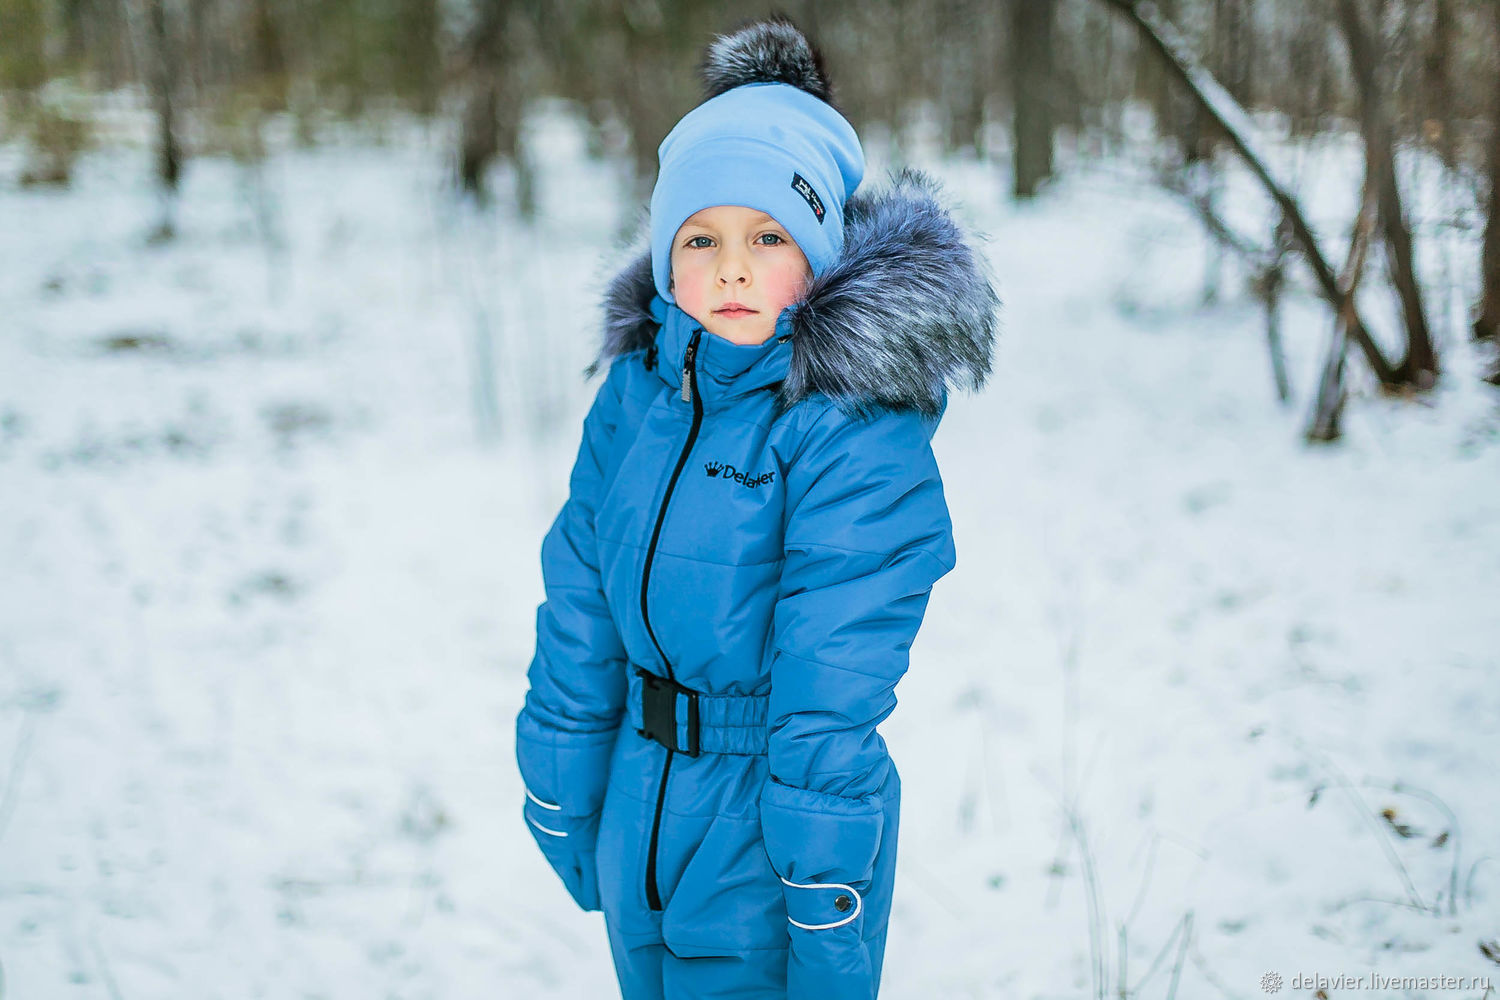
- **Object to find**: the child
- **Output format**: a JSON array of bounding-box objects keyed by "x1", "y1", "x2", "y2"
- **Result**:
[{"x1": 515, "y1": 16, "x2": 998, "y2": 1000}]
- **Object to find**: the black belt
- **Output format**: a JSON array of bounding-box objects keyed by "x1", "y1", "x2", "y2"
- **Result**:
[
  {"x1": 635, "y1": 667, "x2": 702, "y2": 757},
  {"x1": 629, "y1": 666, "x2": 771, "y2": 756}
]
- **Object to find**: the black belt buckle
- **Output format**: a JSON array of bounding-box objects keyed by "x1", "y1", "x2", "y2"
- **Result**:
[{"x1": 636, "y1": 668, "x2": 701, "y2": 758}]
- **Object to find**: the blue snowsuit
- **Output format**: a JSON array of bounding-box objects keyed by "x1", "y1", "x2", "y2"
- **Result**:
[{"x1": 516, "y1": 171, "x2": 998, "y2": 999}]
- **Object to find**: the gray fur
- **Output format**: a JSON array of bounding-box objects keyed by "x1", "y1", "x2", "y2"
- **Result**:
[
  {"x1": 699, "y1": 15, "x2": 834, "y2": 104},
  {"x1": 591, "y1": 169, "x2": 1000, "y2": 420}
]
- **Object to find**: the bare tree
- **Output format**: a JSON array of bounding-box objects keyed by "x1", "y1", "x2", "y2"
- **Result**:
[
  {"x1": 246, "y1": 0, "x2": 287, "y2": 111},
  {"x1": 1475, "y1": 1, "x2": 1500, "y2": 353},
  {"x1": 146, "y1": 0, "x2": 183, "y2": 194},
  {"x1": 1422, "y1": 0, "x2": 1458, "y2": 172},
  {"x1": 1213, "y1": 0, "x2": 1252, "y2": 108},
  {"x1": 1012, "y1": 0, "x2": 1056, "y2": 198},
  {"x1": 117, "y1": 0, "x2": 186, "y2": 237},
  {"x1": 393, "y1": 0, "x2": 441, "y2": 116},
  {"x1": 1335, "y1": 0, "x2": 1438, "y2": 389},
  {"x1": 1099, "y1": 0, "x2": 1400, "y2": 389},
  {"x1": 457, "y1": 0, "x2": 505, "y2": 202},
  {"x1": 456, "y1": 0, "x2": 536, "y2": 212}
]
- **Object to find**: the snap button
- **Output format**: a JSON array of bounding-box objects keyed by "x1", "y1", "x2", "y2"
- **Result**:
[{"x1": 834, "y1": 894, "x2": 852, "y2": 912}]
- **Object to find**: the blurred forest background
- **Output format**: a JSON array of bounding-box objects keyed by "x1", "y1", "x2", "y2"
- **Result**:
[
  {"x1": 3, "y1": 0, "x2": 1499, "y2": 431},
  {"x1": 4, "y1": 7, "x2": 1500, "y2": 996}
]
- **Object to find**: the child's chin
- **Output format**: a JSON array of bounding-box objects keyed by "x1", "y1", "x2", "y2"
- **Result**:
[{"x1": 707, "y1": 318, "x2": 774, "y2": 345}]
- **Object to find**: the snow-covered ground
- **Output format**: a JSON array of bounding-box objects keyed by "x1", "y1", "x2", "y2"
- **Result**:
[{"x1": 1, "y1": 104, "x2": 1497, "y2": 999}]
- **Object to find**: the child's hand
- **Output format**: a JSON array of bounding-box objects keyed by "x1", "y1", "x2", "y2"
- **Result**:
[{"x1": 523, "y1": 798, "x2": 603, "y2": 912}]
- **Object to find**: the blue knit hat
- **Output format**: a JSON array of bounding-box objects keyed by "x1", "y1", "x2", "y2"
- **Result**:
[{"x1": 649, "y1": 19, "x2": 865, "y2": 305}]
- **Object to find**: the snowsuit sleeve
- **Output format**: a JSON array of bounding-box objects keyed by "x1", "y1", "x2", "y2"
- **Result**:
[
  {"x1": 514, "y1": 361, "x2": 630, "y2": 913},
  {"x1": 760, "y1": 403, "x2": 956, "y2": 998}
]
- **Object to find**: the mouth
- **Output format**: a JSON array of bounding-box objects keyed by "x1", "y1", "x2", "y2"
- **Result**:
[{"x1": 713, "y1": 305, "x2": 759, "y2": 319}]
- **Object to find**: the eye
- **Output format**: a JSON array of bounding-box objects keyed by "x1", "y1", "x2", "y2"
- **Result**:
[
  {"x1": 756, "y1": 232, "x2": 785, "y2": 246},
  {"x1": 684, "y1": 235, "x2": 714, "y2": 249}
]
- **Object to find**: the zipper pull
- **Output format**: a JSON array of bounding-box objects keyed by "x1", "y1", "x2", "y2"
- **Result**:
[{"x1": 681, "y1": 332, "x2": 701, "y2": 404}]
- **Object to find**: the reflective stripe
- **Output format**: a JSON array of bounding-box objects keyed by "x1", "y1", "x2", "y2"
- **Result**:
[
  {"x1": 779, "y1": 876, "x2": 862, "y2": 930},
  {"x1": 526, "y1": 813, "x2": 569, "y2": 838},
  {"x1": 525, "y1": 786, "x2": 562, "y2": 811}
]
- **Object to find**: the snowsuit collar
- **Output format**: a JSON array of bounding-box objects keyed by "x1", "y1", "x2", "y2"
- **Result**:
[
  {"x1": 647, "y1": 294, "x2": 796, "y2": 411},
  {"x1": 593, "y1": 168, "x2": 1000, "y2": 419}
]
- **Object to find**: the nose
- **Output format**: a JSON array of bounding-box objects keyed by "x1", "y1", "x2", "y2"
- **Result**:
[{"x1": 717, "y1": 249, "x2": 750, "y2": 286}]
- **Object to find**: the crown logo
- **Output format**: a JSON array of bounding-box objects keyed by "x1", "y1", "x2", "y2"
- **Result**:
[{"x1": 704, "y1": 462, "x2": 724, "y2": 478}]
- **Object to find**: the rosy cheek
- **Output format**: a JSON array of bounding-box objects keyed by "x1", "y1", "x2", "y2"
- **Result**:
[
  {"x1": 770, "y1": 262, "x2": 810, "y2": 308},
  {"x1": 670, "y1": 258, "x2": 711, "y2": 319}
]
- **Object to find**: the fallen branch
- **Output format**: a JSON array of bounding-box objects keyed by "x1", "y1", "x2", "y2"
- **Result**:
[{"x1": 1307, "y1": 171, "x2": 1381, "y2": 441}]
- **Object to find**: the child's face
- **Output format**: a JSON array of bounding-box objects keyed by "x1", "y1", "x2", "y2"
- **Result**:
[{"x1": 669, "y1": 205, "x2": 812, "y2": 346}]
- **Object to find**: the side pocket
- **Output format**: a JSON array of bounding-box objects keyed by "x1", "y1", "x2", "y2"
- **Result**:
[{"x1": 659, "y1": 812, "x2": 787, "y2": 957}]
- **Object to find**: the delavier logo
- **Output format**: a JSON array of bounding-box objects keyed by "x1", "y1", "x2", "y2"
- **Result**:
[{"x1": 704, "y1": 461, "x2": 776, "y2": 489}]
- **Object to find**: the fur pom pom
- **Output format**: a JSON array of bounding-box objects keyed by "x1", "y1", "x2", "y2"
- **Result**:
[{"x1": 699, "y1": 15, "x2": 834, "y2": 103}]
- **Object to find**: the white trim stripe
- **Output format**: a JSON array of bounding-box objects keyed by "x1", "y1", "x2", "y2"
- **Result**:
[
  {"x1": 526, "y1": 814, "x2": 569, "y2": 838},
  {"x1": 779, "y1": 876, "x2": 863, "y2": 930},
  {"x1": 525, "y1": 787, "x2": 562, "y2": 811}
]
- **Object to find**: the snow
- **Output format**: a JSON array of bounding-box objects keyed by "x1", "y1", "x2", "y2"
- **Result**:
[{"x1": 1, "y1": 103, "x2": 1497, "y2": 999}]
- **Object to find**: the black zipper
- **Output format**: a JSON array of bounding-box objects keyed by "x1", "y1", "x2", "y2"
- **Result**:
[{"x1": 640, "y1": 329, "x2": 703, "y2": 912}]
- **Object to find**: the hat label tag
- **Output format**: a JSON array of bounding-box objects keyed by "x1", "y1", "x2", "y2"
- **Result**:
[{"x1": 790, "y1": 173, "x2": 826, "y2": 224}]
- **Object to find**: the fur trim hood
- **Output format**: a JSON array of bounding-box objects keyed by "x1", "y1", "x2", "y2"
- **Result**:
[{"x1": 592, "y1": 168, "x2": 1000, "y2": 419}]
